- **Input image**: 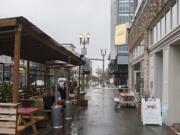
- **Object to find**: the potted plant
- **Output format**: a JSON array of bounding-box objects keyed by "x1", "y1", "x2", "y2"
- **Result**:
[
  {"x1": 134, "y1": 89, "x2": 152, "y2": 114},
  {"x1": 0, "y1": 82, "x2": 12, "y2": 103},
  {"x1": 31, "y1": 85, "x2": 37, "y2": 96}
]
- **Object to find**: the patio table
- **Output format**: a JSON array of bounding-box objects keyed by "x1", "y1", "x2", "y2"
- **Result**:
[
  {"x1": 119, "y1": 92, "x2": 135, "y2": 107},
  {"x1": 114, "y1": 92, "x2": 135, "y2": 109},
  {"x1": 17, "y1": 107, "x2": 39, "y2": 134}
]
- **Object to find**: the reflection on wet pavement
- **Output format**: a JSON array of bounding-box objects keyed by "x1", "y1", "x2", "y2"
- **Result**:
[{"x1": 47, "y1": 88, "x2": 173, "y2": 135}]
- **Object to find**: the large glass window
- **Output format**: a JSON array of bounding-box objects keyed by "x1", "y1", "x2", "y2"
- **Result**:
[
  {"x1": 161, "y1": 16, "x2": 166, "y2": 37},
  {"x1": 118, "y1": 45, "x2": 128, "y2": 52},
  {"x1": 119, "y1": 15, "x2": 129, "y2": 23},
  {"x1": 130, "y1": 2, "x2": 134, "y2": 12},
  {"x1": 153, "y1": 26, "x2": 157, "y2": 44},
  {"x1": 157, "y1": 21, "x2": 161, "y2": 41},
  {"x1": 150, "y1": 29, "x2": 154, "y2": 45},
  {"x1": 132, "y1": 41, "x2": 144, "y2": 61},
  {"x1": 150, "y1": 1, "x2": 179, "y2": 46},
  {"x1": 119, "y1": 2, "x2": 130, "y2": 12},
  {"x1": 166, "y1": 10, "x2": 171, "y2": 34},
  {"x1": 172, "y1": 3, "x2": 178, "y2": 29}
]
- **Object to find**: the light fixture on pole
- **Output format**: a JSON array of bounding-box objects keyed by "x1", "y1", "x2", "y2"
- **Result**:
[
  {"x1": 79, "y1": 33, "x2": 90, "y2": 93},
  {"x1": 79, "y1": 33, "x2": 90, "y2": 56},
  {"x1": 101, "y1": 49, "x2": 106, "y2": 87}
]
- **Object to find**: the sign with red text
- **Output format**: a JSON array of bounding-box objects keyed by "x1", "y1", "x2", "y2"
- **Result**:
[{"x1": 141, "y1": 98, "x2": 162, "y2": 126}]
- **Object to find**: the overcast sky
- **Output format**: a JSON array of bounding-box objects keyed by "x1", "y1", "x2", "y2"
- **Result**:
[{"x1": 0, "y1": 0, "x2": 110, "y2": 75}]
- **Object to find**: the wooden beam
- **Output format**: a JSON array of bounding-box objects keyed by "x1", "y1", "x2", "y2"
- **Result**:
[
  {"x1": 23, "y1": 27, "x2": 80, "y2": 65},
  {"x1": 0, "y1": 18, "x2": 17, "y2": 27},
  {"x1": 26, "y1": 61, "x2": 30, "y2": 90},
  {"x1": 0, "y1": 33, "x2": 14, "y2": 39},
  {"x1": 23, "y1": 27, "x2": 68, "y2": 55},
  {"x1": 12, "y1": 27, "x2": 21, "y2": 103}
]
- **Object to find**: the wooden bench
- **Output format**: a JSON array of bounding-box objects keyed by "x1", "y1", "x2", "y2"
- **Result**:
[
  {"x1": 0, "y1": 103, "x2": 19, "y2": 135},
  {"x1": 22, "y1": 115, "x2": 46, "y2": 121},
  {"x1": 114, "y1": 92, "x2": 136, "y2": 109},
  {"x1": 43, "y1": 109, "x2": 52, "y2": 113},
  {"x1": 17, "y1": 121, "x2": 36, "y2": 132},
  {"x1": 17, "y1": 115, "x2": 46, "y2": 132},
  {"x1": 17, "y1": 107, "x2": 40, "y2": 134}
]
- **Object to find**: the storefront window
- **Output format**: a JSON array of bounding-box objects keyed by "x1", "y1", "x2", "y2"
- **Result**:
[
  {"x1": 133, "y1": 61, "x2": 144, "y2": 93},
  {"x1": 29, "y1": 69, "x2": 45, "y2": 87},
  {"x1": 4, "y1": 65, "x2": 13, "y2": 84}
]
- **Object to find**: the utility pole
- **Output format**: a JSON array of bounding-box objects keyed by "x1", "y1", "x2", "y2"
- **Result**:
[{"x1": 101, "y1": 49, "x2": 106, "y2": 87}]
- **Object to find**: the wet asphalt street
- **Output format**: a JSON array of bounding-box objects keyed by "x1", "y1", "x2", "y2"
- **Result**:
[{"x1": 47, "y1": 88, "x2": 173, "y2": 135}]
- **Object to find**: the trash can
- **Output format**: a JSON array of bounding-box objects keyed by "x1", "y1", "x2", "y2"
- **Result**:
[
  {"x1": 64, "y1": 100, "x2": 72, "y2": 120},
  {"x1": 51, "y1": 105, "x2": 63, "y2": 128}
]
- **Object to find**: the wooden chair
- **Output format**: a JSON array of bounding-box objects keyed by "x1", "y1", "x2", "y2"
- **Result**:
[{"x1": 0, "y1": 103, "x2": 19, "y2": 135}]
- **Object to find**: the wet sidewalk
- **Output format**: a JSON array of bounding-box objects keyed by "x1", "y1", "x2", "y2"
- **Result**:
[{"x1": 47, "y1": 88, "x2": 173, "y2": 135}]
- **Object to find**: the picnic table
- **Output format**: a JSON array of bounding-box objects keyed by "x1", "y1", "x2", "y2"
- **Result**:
[
  {"x1": 114, "y1": 92, "x2": 136, "y2": 109},
  {"x1": 17, "y1": 107, "x2": 39, "y2": 134}
]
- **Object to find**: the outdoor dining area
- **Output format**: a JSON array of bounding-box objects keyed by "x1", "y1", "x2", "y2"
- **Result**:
[
  {"x1": 0, "y1": 17, "x2": 85, "y2": 135},
  {"x1": 114, "y1": 86, "x2": 136, "y2": 109}
]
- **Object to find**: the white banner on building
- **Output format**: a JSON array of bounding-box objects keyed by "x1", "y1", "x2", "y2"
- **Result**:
[{"x1": 141, "y1": 98, "x2": 162, "y2": 126}]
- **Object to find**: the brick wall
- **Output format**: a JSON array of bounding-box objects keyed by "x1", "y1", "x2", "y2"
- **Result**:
[
  {"x1": 128, "y1": 0, "x2": 171, "y2": 91},
  {"x1": 143, "y1": 30, "x2": 149, "y2": 92},
  {"x1": 128, "y1": 0, "x2": 170, "y2": 51}
]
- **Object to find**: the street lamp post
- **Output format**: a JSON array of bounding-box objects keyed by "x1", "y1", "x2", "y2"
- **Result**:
[
  {"x1": 101, "y1": 49, "x2": 106, "y2": 87},
  {"x1": 79, "y1": 33, "x2": 90, "y2": 56},
  {"x1": 79, "y1": 33, "x2": 90, "y2": 92}
]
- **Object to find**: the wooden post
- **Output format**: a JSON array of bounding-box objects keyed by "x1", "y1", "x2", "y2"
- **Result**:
[
  {"x1": 65, "y1": 56, "x2": 71, "y2": 101},
  {"x1": 12, "y1": 26, "x2": 22, "y2": 103},
  {"x1": 26, "y1": 60, "x2": 30, "y2": 90},
  {"x1": 54, "y1": 73, "x2": 58, "y2": 105},
  {"x1": 77, "y1": 65, "x2": 81, "y2": 105},
  {"x1": 65, "y1": 67, "x2": 69, "y2": 100},
  {"x1": 44, "y1": 65, "x2": 48, "y2": 89}
]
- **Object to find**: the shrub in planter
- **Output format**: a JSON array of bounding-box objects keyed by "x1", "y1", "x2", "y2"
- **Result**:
[
  {"x1": 134, "y1": 89, "x2": 152, "y2": 114},
  {"x1": 0, "y1": 83, "x2": 12, "y2": 103}
]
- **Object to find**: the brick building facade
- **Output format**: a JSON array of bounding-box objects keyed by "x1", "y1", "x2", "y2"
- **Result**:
[{"x1": 129, "y1": 0, "x2": 180, "y2": 125}]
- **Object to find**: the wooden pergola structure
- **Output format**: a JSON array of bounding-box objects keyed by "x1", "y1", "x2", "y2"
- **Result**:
[{"x1": 0, "y1": 17, "x2": 83, "y2": 103}]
